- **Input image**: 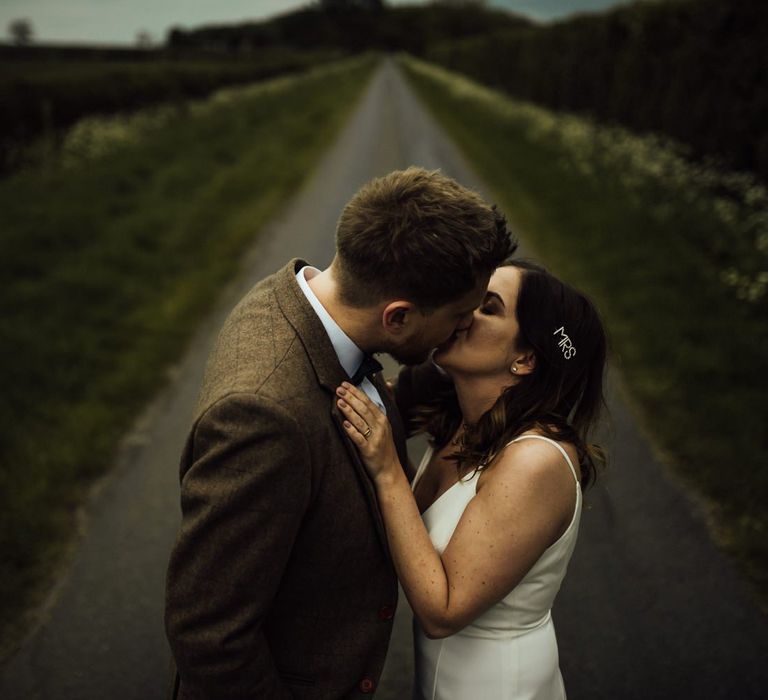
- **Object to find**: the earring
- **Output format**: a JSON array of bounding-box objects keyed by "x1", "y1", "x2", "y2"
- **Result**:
[{"x1": 511, "y1": 366, "x2": 518, "y2": 373}]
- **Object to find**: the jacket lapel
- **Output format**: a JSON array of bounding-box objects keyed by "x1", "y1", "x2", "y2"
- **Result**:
[
  {"x1": 370, "y1": 372, "x2": 409, "y2": 471},
  {"x1": 274, "y1": 259, "x2": 393, "y2": 557},
  {"x1": 329, "y1": 400, "x2": 391, "y2": 557},
  {"x1": 273, "y1": 259, "x2": 350, "y2": 393}
]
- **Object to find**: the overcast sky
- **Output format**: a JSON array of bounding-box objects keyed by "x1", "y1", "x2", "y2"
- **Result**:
[{"x1": 1, "y1": 1, "x2": 634, "y2": 45}]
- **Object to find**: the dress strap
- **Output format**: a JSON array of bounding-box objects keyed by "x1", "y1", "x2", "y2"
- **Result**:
[
  {"x1": 411, "y1": 445, "x2": 434, "y2": 491},
  {"x1": 507, "y1": 435, "x2": 580, "y2": 484}
]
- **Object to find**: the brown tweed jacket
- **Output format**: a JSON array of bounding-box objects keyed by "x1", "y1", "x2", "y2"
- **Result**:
[{"x1": 165, "y1": 259, "x2": 409, "y2": 699}]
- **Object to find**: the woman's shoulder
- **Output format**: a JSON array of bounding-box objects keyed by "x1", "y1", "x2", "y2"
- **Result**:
[
  {"x1": 478, "y1": 432, "x2": 580, "y2": 495},
  {"x1": 473, "y1": 432, "x2": 579, "y2": 540}
]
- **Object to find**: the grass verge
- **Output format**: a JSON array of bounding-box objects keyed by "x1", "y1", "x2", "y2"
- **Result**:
[
  {"x1": 399, "y1": 55, "x2": 768, "y2": 604},
  {"x1": 0, "y1": 54, "x2": 378, "y2": 653}
]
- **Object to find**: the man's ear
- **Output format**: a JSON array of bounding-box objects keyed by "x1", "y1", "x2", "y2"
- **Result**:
[
  {"x1": 511, "y1": 350, "x2": 536, "y2": 376},
  {"x1": 382, "y1": 301, "x2": 415, "y2": 335}
]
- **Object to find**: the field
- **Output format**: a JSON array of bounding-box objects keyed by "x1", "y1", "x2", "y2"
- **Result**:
[
  {"x1": 0, "y1": 54, "x2": 377, "y2": 648},
  {"x1": 0, "y1": 47, "x2": 342, "y2": 171},
  {"x1": 400, "y1": 55, "x2": 768, "y2": 603}
]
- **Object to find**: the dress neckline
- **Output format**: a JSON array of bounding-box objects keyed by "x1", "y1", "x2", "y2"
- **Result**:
[
  {"x1": 412, "y1": 433, "x2": 581, "y2": 517},
  {"x1": 413, "y1": 446, "x2": 480, "y2": 516}
]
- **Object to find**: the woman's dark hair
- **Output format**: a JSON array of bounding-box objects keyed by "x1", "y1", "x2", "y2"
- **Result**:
[{"x1": 419, "y1": 260, "x2": 608, "y2": 487}]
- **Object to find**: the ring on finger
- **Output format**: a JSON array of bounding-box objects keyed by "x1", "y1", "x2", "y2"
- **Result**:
[{"x1": 363, "y1": 425, "x2": 372, "y2": 439}]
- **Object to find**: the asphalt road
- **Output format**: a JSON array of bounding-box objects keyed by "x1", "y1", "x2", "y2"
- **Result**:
[{"x1": 2, "y1": 58, "x2": 766, "y2": 700}]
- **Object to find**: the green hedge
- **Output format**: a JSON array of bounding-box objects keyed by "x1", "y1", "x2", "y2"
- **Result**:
[
  {"x1": 0, "y1": 48, "x2": 341, "y2": 170},
  {"x1": 426, "y1": 0, "x2": 768, "y2": 181}
]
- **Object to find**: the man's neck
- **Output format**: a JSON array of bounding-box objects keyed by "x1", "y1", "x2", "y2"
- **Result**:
[{"x1": 306, "y1": 267, "x2": 380, "y2": 354}]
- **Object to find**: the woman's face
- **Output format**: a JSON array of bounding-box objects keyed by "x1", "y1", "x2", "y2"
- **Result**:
[{"x1": 433, "y1": 265, "x2": 524, "y2": 377}]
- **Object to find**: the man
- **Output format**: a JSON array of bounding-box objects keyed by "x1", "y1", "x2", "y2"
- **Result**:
[{"x1": 165, "y1": 167, "x2": 515, "y2": 699}]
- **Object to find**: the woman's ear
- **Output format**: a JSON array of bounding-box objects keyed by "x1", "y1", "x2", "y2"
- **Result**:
[
  {"x1": 511, "y1": 350, "x2": 536, "y2": 376},
  {"x1": 382, "y1": 301, "x2": 414, "y2": 335}
]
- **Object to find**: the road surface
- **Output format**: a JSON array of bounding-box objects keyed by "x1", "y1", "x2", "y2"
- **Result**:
[{"x1": 1, "y1": 58, "x2": 766, "y2": 700}]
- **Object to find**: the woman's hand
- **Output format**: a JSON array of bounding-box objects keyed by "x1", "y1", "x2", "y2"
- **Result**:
[{"x1": 336, "y1": 382, "x2": 401, "y2": 484}]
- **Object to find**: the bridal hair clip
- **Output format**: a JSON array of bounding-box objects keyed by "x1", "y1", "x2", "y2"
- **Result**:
[{"x1": 553, "y1": 326, "x2": 576, "y2": 359}]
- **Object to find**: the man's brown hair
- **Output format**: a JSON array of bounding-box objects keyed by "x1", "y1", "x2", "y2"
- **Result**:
[{"x1": 335, "y1": 167, "x2": 516, "y2": 310}]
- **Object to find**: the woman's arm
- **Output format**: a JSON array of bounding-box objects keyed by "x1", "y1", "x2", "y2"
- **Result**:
[{"x1": 336, "y1": 382, "x2": 576, "y2": 638}]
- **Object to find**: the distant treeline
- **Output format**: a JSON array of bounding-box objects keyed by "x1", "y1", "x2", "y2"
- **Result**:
[
  {"x1": 425, "y1": 0, "x2": 768, "y2": 181},
  {"x1": 167, "y1": 4, "x2": 530, "y2": 56},
  {"x1": 0, "y1": 47, "x2": 340, "y2": 171}
]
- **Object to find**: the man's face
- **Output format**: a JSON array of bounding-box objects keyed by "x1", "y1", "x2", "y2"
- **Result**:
[{"x1": 389, "y1": 275, "x2": 491, "y2": 366}]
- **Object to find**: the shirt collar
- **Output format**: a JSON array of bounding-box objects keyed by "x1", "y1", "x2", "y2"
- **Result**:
[{"x1": 296, "y1": 266, "x2": 364, "y2": 378}]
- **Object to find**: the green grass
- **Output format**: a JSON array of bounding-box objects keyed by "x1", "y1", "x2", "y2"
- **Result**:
[
  {"x1": 399, "y1": 55, "x2": 768, "y2": 603},
  {"x1": 0, "y1": 54, "x2": 378, "y2": 650}
]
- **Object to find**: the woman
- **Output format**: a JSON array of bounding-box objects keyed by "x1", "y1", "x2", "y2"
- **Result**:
[{"x1": 335, "y1": 260, "x2": 607, "y2": 699}]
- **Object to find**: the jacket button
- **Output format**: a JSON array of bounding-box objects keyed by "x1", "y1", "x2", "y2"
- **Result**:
[
  {"x1": 359, "y1": 677, "x2": 376, "y2": 694},
  {"x1": 378, "y1": 604, "x2": 395, "y2": 621}
]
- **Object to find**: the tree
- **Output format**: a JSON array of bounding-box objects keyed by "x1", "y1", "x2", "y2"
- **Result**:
[
  {"x1": 136, "y1": 30, "x2": 153, "y2": 48},
  {"x1": 319, "y1": 0, "x2": 384, "y2": 9},
  {"x1": 431, "y1": 0, "x2": 488, "y2": 5},
  {"x1": 8, "y1": 18, "x2": 34, "y2": 45}
]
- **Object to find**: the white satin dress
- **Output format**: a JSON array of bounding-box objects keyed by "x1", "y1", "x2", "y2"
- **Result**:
[{"x1": 411, "y1": 434, "x2": 582, "y2": 700}]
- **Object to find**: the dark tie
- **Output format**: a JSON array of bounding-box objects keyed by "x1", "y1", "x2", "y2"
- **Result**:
[{"x1": 350, "y1": 354, "x2": 383, "y2": 385}]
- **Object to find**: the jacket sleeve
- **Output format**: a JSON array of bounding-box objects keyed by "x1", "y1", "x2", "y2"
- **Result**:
[
  {"x1": 394, "y1": 361, "x2": 454, "y2": 438},
  {"x1": 165, "y1": 392, "x2": 311, "y2": 699}
]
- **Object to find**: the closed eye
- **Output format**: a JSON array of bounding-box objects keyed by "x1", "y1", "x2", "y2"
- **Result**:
[{"x1": 480, "y1": 291, "x2": 504, "y2": 315}]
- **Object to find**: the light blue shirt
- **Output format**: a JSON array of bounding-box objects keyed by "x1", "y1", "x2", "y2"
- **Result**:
[{"x1": 296, "y1": 266, "x2": 386, "y2": 414}]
